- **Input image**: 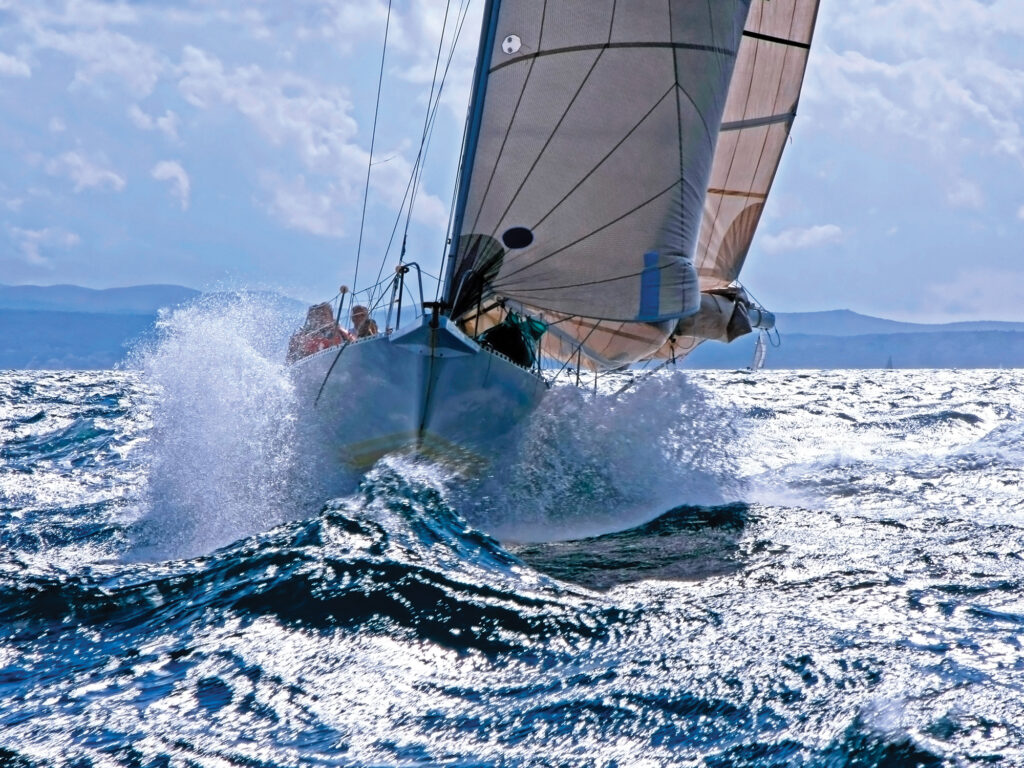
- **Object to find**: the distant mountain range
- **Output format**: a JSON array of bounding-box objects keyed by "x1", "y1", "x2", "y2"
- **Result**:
[
  {"x1": 684, "y1": 310, "x2": 1024, "y2": 369},
  {"x1": 773, "y1": 309, "x2": 1024, "y2": 337},
  {"x1": 2, "y1": 284, "x2": 1023, "y2": 370},
  {"x1": 0, "y1": 283, "x2": 200, "y2": 314}
]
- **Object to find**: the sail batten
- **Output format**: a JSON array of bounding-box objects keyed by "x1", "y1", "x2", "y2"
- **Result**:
[{"x1": 742, "y1": 30, "x2": 811, "y2": 49}]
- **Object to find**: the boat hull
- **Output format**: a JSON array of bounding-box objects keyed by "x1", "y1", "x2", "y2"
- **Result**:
[{"x1": 289, "y1": 315, "x2": 547, "y2": 470}]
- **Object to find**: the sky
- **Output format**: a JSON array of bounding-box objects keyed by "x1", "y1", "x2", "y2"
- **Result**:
[{"x1": 0, "y1": 0, "x2": 1021, "y2": 322}]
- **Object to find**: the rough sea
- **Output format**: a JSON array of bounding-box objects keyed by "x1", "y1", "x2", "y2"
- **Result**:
[{"x1": 2, "y1": 297, "x2": 1022, "y2": 767}]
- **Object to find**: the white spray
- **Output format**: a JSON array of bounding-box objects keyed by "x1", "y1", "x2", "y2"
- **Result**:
[
  {"x1": 129, "y1": 293, "x2": 326, "y2": 559},
  {"x1": 461, "y1": 371, "x2": 744, "y2": 542}
]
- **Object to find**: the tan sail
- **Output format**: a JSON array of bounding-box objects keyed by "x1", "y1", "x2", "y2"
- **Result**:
[{"x1": 658, "y1": 0, "x2": 820, "y2": 360}]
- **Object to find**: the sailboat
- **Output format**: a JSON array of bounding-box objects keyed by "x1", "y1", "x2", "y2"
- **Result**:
[
  {"x1": 750, "y1": 332, "x2": 768, "y2": 371},
  {"x1": 289, "y1": 0, "x2": 820, "y2": 470}
]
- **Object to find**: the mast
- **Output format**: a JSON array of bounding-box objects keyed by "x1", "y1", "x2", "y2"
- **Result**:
[{"x1": 441, "y1": 0, "x2": 503, "y2": 309}]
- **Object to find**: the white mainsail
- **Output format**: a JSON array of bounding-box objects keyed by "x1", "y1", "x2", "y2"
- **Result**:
[{"x1": 443, "y1": 0, "x2": 755, "y2": 368}]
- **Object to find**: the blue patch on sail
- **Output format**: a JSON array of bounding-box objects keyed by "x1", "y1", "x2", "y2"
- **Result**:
[{"x1": 637, "y1": 251, "x2": 660, "y2": 321}]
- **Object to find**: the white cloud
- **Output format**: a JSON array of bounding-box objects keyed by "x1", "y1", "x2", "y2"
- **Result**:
[
  {"x1": 45, "y1": 151, "x2": 126, "y2": 192},
  {"x1": 128, "y1": 104, "x2": 180, "y2": 141},
  {"x1": 31, "y1": 26, "x2": 163, "y2": 97},
  {"x1": 761, "y1": 224, "x2": 843, "y2": 254},
  {"x1": 925, "y1": 267, "x2": 1024, "y2": 321},
  {"x1": 947, "y1": 179, "x2": 984, "y2": 210},
  {"x1": 0, "y1": 51, "x2": 30, "y2": 78},
  {"x1": 806, "y1": 0, "x2": 1024, "y2": 169},
  {"x1": 1018, "y1": 205, "x2": 1024, "y2": 220},
  {"x1": 48, "y1": 117, "x2": 66, "y2": 133},
  {"x1": 308, "y1": 0, "x2": 480, "y2": 118},
  {"x1": 151, "y1": 160, "x2": 190, "y2": 210},
  {"x1": 10, "y1": 226, "x2": 80, "y2": 266},
  {"x1": 30, "y1": 0, "x2": 139, "y2": 29},
  {"x1": 177, "y1": 45, "x2": 446, "y2": 236},
  {"x1": 264, "y1": 175, "x2": 344, "y2": 238}
]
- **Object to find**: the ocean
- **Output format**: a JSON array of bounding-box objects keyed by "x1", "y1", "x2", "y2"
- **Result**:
[{"x1": 1, "y1": 299, "x2": 1022, "y2": 766}]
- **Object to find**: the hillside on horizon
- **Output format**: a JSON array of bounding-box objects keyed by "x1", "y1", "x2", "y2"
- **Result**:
[
  {"x1": 775, "y1": 309, "x2": 1024, "y2": 336},
  {"x1": 0, "y1": 283, "x2": 201, "y2": 315}
]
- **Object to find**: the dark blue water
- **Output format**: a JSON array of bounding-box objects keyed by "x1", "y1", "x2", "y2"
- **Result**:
[{"x1": 2, "y1": 304, "x2": 1023, "y2": 766}]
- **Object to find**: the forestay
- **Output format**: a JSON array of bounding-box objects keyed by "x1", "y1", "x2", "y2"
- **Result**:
[{"x1": 445, "y1": 0, "x2": 753, "y2": 357}]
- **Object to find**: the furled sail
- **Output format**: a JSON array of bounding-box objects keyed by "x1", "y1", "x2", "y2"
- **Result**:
[
  {"x1": 444, "y1": 0, "x2": 754, "y2": 367},
  {"x1": 663, "y1": 0, "x2": 820, "y2": 360}
]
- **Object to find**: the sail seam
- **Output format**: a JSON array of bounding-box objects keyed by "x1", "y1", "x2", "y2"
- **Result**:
[
  {"x1": 669, "y1": 0, "x2": 685, "y2": 269},
  {"x1": 442, "y1": 0, "x2": 504, "y2": 302},
  {"x1": 503, "y1": 263, "x2": 682, "y2": 295},
  {"x1": 487, "y1": 49, "x2": 608, "y2": 249},
  {"x1": 742, "y1": 30, "x2": 810, "y2": 49},
  {"x1": 512, "y1": 85, "x2": 676, "y2": 239},
  {"x1": 700, "y1": 3, "x2": 767, "y2": 274},
  {"x1": 740, "y1": 5, "x2": 803, "y2": 276},
  {"x1": 487, "y1": 41, "x2": 737, "y2": 75},
  {"x1": 700, "y1": 8, "x2": 758, "y2": 270}
]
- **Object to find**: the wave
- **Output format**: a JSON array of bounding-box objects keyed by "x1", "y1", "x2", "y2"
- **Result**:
[{"x1": 2, "y1": 464, "x2": 629, "y2": 655}]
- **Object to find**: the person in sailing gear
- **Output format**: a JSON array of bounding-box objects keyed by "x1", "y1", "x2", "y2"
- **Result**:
[
  {"x1": 287, "y1": 302, "x2": 346, "y2": 362},
  {"x1": 349, "y1": 304, "x2": 379, "y2": 339}
]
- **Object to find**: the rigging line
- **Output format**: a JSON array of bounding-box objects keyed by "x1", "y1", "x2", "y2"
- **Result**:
[
  {"x1": 400, "y1": 0, "x2": 456, "y2": 255},
  {"x1": 418, "y1": 0, "x2": 474, "y2": 305},
  {"x1": 371, "y1": 0, "x2": 473, "y2": 306},
  {"x1": 314, "y1": 340, "x2": 352, "y2": 407},
  {"x1": 612, "y1": 357, "x2": 673, "y2": 396},
  {"x1": 465, "y1": 0, "x2": 550, "y2": 239},
  {"x1": 548, "y1": 319, "x2": 602, "y2": 385},
  {"x1": 353, "y1": 0, "x2": 393, "y2": 299}
]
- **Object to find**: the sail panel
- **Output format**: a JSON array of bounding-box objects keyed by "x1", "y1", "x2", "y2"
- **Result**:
[
  {"x1": 696, "y1": 0, "x2": 820, "y2": 291},
  {"x1": 446, "y1": 0, "x2": 753, "y2": 326}
]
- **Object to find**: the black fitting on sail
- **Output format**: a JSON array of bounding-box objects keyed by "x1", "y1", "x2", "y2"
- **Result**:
[{"x1": 448, "y1": 234, "x2": 505, "y2": 319}]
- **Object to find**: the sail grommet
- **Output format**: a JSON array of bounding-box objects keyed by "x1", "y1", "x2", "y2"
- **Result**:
[
  {"x1": 501, "y1": 35, "x2": 521, "y2": 55},
  {"x1": 502, "y1": 226, "x2": 533, "y2": 249}
]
